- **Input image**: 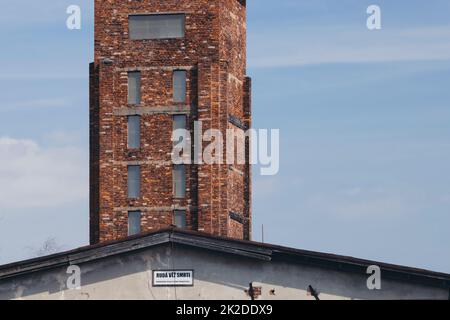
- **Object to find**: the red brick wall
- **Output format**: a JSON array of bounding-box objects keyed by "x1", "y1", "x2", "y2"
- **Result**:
[
  {"x1": 243, "y1": 77, "x2": 252, "y2": 240},
  {"x1": 90, "y1": 0, "x2": 251, "y2": 244},
  {"x1": 228, "y1": 218, "x2": 244, "y2": 240},
  {"x1": 89, "y1": 63, "x2": 100, "y2": 244}
]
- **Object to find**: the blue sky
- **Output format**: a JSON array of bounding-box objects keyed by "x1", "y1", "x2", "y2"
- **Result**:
[{"x1": 0, "y1": 0, "x2": 449, "y2": 273}]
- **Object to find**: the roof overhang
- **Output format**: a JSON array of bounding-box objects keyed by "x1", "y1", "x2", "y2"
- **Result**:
[{"x1": 0, "y1": 228, "x2": 449, "y2": 289}]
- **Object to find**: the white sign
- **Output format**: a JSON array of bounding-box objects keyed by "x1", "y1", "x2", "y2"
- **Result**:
[{"x1": 153, "y1": 270, "x2": 194, "y2": 287}]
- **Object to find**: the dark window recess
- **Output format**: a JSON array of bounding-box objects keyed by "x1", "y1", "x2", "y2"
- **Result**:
[
  {"x1": 128, "y1": 211, "x2": 141, "y2": 236},
  {"x1": 173, "y1": 114, "x2": 187, "y2": 146},
  {"x1": 128, "y1": 165, "x2": 141, "y2": 198},
  {"x1": 128, "y1": 71, "x2": 141, "y2": 105},
  {"x1": 129, "y1": 14, "x2": 185, "y2": 40},
  {"x1": 173, "y1": 114, "x2": 187, "y2": 131},
  {"x1": 229, "y1": 212, "x2": 244, "y2": 224},
  {"x1": 173, "y1": 165, "x2": 186, "y2": 198},
  {"x1": 128, "y1": 115, "x2": 141, "y2": 149},
  {"x1": 174, "y1": 210, "x2": 187, "y2": 229},
  {"x1": 228, "y1": 114, "x2": 247, "y2": 130},
  {"x1": 173, "y1": 70, "x2": 187, "y2": 103}
]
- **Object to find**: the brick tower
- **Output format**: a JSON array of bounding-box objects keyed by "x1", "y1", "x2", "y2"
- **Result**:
[{"x1": 90, "y1": 0, "x2": 252, "y2": 244}]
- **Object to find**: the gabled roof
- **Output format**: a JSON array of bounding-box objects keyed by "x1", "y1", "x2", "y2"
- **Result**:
[{"x1": 1, "y1": 228, "x2": 449, "y2": 289}]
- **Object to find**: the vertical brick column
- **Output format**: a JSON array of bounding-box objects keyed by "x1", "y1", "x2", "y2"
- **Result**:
[
  {"x1": 89, "y1": 62, "x2": 100, "y2": 244},
  {"x1": 243, "y1": 76, "x2": 252, "y2": 240},
  {"x1": 197, "y1": 60, "x2": 214, "y2": 235},
  {"x1": 97, "y1": 62, "x2": 117, "y2": 242},
  {"x1": 219, "y1": 60, "x2": 231, "y2": 237}
]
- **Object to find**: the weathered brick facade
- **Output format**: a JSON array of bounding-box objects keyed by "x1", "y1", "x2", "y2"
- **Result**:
[{"x1": 90, "y1": 0, "x2": 252, "y2": 244}]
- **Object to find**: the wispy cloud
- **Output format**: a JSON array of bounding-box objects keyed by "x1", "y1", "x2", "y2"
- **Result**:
[
  {"x1": 0, "y1": 98, "x2": 70, "y2": 111},
  {"x1": 43, "y1": 131, "x2": 84, "y2": 146},
  {"x1": 249, "y1": 26, "x2": 450, "y2": 68},
  {"x1": 0, "y1": 136, "x2": 87, "y2": 210}
]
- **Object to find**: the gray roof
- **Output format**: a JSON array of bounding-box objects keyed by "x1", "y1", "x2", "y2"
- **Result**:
[{"x1": 1, "y1": 228, "x2": 449, "y2": 289}]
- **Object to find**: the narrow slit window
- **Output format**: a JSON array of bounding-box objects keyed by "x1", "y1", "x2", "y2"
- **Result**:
[
  {"x1": 129, "y1": 14, "x2": 185, "y2": 40},
  {"x1": 173, "y1": 70, "x2": 187, "y2": 103},
  {"x1": 173, "y1": 165, "x2": 186, "y2": 198},
  {"x1": 174, "y1": 210, "x2": 187, "y2": 229},
  {"x1": 173, "y1": 114, "x2": 187, "y2": 146},
  {"x1": 128, "y1": 71, "x2": 141, "y2": 105},
  {"x1": 128, "y1": 211, "x2": 141, "y2": 236},
  {"x1": 128, "y1": 115, "x2": 141, "y2": 149},
  {"x1": 128, "y1": 165, "x2": 141, "y2": 199},
  {"x1": 173, "y1": 114, "x2": 186, "y2": 131}
]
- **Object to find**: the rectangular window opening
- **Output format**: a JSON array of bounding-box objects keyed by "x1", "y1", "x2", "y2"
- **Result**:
[
  {"x1": 173, "y1": 70, "x2": 187, "y2": 103},
  {"x1": 128, "y1": 211, "x2": 141, "y2": 236},
  {"x1": 128, "y1": 115, "x2": 141, "y2": 149},
  {"x1": 128, "y1": 71, "x2": 141, "y2": 105},
  {"x1": 173, "y1": 165, "x2": 186, "y2": 198},
  {"x1": 129, "y1": 14, "x2": 185, "y2": 40},
  {"x1": 174, "y1": 210, "x2": 187, "y2": 229},
  {"x1": 173, "y1": 114, "x2": 187, "y2": 147},
  {"x1": 128, "y1": 165, "x2": 141, "y2": 199}
]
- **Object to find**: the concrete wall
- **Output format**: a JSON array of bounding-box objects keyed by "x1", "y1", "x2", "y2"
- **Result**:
[{"x1": 0, "y1": 243, "x2": 447, "y2": 300}]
